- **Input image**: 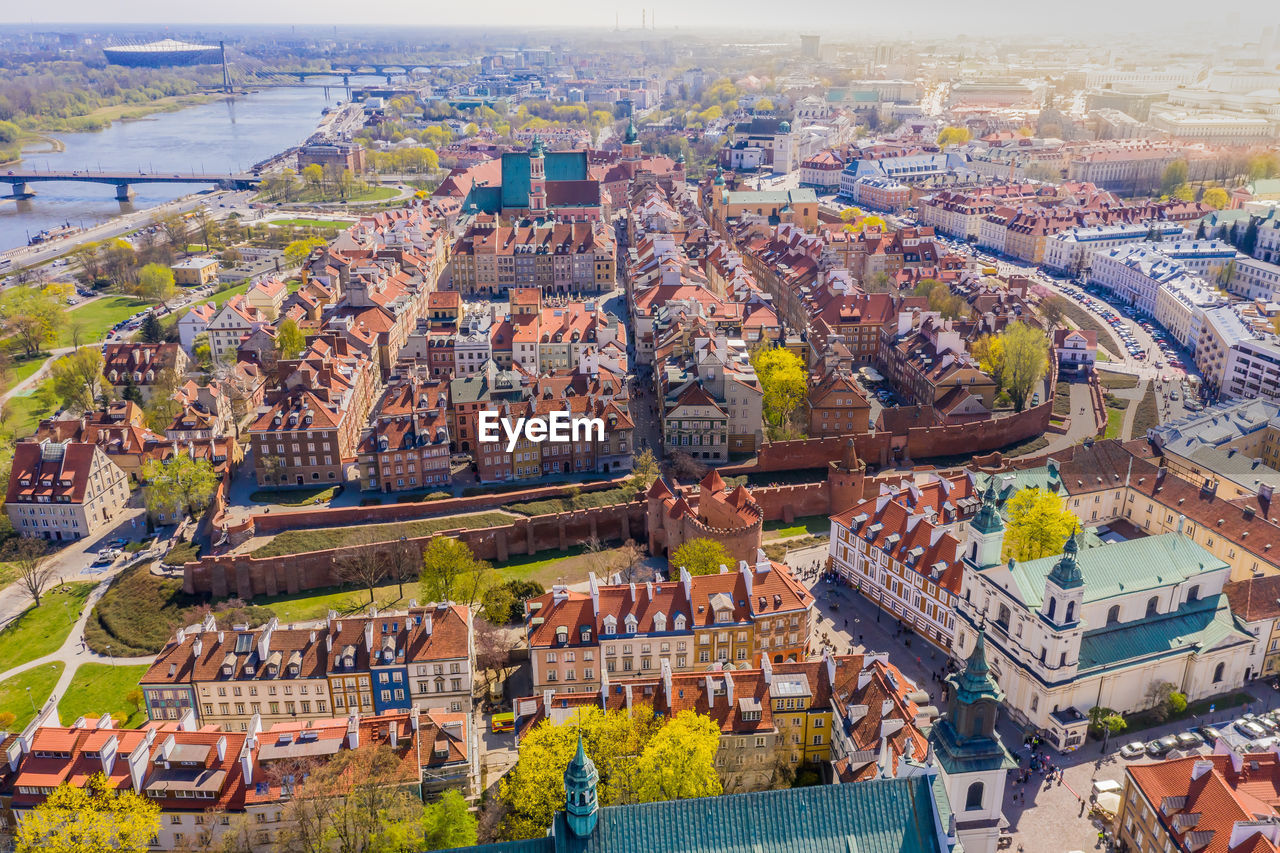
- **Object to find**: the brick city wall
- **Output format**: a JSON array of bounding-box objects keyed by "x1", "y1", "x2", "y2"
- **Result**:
[
  {"x1": 752, "y1": 483, "x2": 834, "y2": 523},
  {"x1": 246, "y1": 477, "x2": 630, "y2": 537},
  {"x1": 186, "y1": 501, "x2": 648, "y2": 600},
  {"x1": 735, "y1": 400, "x2": 1053, "y2": 474}
]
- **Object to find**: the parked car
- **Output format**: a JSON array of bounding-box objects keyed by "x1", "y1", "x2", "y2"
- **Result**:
[
  {"x1": 1175, "y1": 731, "x2": 1203, "y2": 750},
  {"x1": 1198, "y1": 726, "x2": 1223, "y2": 744},
  {"x1": 1119, "y1": 741, "x2": 1147, "y2": 759},
  {"x1": 1145, "y1": 735, "x2": 1179, "y2": 758},
  {"x1": 1235, "y1": 720, "x2": 1268, "y2": 740}
]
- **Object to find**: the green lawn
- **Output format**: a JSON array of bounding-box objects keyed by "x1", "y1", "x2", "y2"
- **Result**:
[
  {"x1": 250, "y1": 511, "x2": 514, "y2": 558},
  {"x1": 2, "y1": 354, "x2": 48, "y2": 394},
  {"x1": 1132, "y1": 386, "x2": 1161, "y2": 436},
  {"x1": 1104, "y1": 407, "x2": 1125, "y2": 440},
  {"x1": 249, "y1": 486, "x2": 340, "y2": 506},
  {"x1": 763, "y1": 515, "x2": 831, "y2": 539},
  {"x1": 0, "y1": 582, "x2": 95, "y2": 673},
  {"x1": 250, "y1": 580, "x2": 413, "y2": 624},
  {"x1": 6, "y1": 378, "x2": 59, "y2": 438},
  {"x1": 85, "y1": 563, "x2": 206, "y2": 657},
  {"x1": 57, "y1": 663, "x2": 149, "y2": 728},
  {"x1": 506, "y1": 484, "x2": 640, "y2": 517},
  {"x1": 0, "y1": 662, "x2": 65, "y2": 730},
  {"x1": 60, "y1": 296, "x2": 157, "y2": 347},
  {"x1": 269, "y1": 217, "x2": 352, "y2": 230},
  {"x1": 1098, "y1": 370, "x2": 1140, "y2": 391}
]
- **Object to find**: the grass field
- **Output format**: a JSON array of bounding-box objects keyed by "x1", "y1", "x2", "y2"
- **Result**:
[
  {"x1": 0, "y1": 663, "x2": 65, "y2": 729},
  {"x1": 0, "y1": 582, "x2": 94, "y2": 674},
  {"x1": 61, "y1": 296, "x2": 157, "y2": 347},
  {"x1": 1, "y1": 354, "x2": 48, "y2": 394},
  {"x1": 57, "y1": 663, "x2": 149, "y2": 728},
  {"x1": 249, "y1": 511, "x2": 514, "y2": 558},
  {"x1": 1104, "y1": 407, "x2": 1125, "y2": 440},
  {"x1": 506, "y1": 484, "x2": 639, "y2": 517},
  {"x1": 1132, "y1": 385, "x2": 1161, "y2": 436},
  {"x1": 269, "y1": 217, "x2": 353, "y2": 230},
  {"x1": 6, "y1": 378, "x2": 58, "y2": 438},
  {"x1": 763, "y1": 516, "x2": 831, "y2": 539},
  {"x1": 249, "y1": 486, "x2": 340, "y2": 506},
  {"x1": 1098, "y1": 370, "x2": 1141, "y2": 391},
  {"x1": 251, "y1": 581, "x2": 413, "y2": 624},
  {"x1": 1057, "y1": 299, "x2": 1124, "y2": 358},
  {"x1": 85, "y1": 563, "x2": 207, "y2": 657}
]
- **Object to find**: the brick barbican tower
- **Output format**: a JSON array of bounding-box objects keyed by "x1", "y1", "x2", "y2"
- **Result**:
[{"x1": 827, "y1": 437, "x2": 867, "y2": 515}]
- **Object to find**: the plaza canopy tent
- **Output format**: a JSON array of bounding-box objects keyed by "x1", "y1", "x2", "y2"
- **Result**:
[{"x1": 859, "y1": 366, "x2": 884, "y2": 382}]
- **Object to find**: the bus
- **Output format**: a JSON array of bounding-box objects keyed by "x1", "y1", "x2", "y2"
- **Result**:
[{"x1": 491, "y1": 712, "x2": 515, "y2": 734}]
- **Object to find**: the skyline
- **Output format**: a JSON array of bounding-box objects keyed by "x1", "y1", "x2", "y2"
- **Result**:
[{"x1": 3, "y1": 0, "x2": 1275, "y2": 38}]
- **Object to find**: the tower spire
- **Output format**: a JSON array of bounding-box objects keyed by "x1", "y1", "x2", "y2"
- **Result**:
[{"x1": 563, "y1": 725, "x2": 599, "y2": 838}]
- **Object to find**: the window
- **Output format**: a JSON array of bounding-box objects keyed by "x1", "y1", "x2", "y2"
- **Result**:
[
  {"x1": 1214, "y1": 662, "x2": 1225, "y2": 684},
  {"x1": 1106, "y1": 605, "x2": 1120, "y2": 625},
  {"x1": 1145, "y1": 596, "x2": 1159, "y2": 617},
  {"x1": 965, "y1": 781, "x2": 984, "y2": 811}
]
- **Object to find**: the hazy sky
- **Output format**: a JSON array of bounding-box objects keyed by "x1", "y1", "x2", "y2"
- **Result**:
[{"x1": 10, "y1": 0, "x2": 1278, "y2": 36}]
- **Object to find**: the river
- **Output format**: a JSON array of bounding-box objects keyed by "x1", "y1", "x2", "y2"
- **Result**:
[{"x1": 0, "y1": 82, "x2": 354, "y2": 253}]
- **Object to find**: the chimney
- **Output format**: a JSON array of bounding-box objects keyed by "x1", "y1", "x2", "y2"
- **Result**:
[
  {"x1": 100, "y1": 734, "x2": 119, "y2": 777},
  {"x1": 1191, "y1": 759, "x2": 1214, "y2": 780},
  {"x1": 364, "y1": 620, "x2": 374, "y2": 651},
  {"x1": 740, "y1": 561, "x2": 753, "y2": 597},
  {"x1": 127, "y1": 742, "x2": 150, "y2": 792},
  {"x1": 241, "y1": 749, "x2": 254, "y2": 786},
  {"x1": 409, "y1": 706, "x2": 420, "y2": 731},
  {"x1": 192, "y1": 636, "x2": 203, "y2": 658},
  {"x1": 390, "y1": 723, "x2": 399, "y2": 748},
  {"x1": 423, "y1": 613, "x2": 433, "y2": 636},
  {"x1": 724, "y1": 671, "x2": 735, "y2": 707},
  {"x1": 216, "y1": 735, "x2": 226, "y2": 762},
  {"x1": 756, "y1": 549, "x2": 770, "y2": 573}
]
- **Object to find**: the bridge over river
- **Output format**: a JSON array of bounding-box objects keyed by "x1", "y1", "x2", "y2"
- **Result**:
[{"x1": 1, "y1": 170, "x2": 261, "y2": 201}]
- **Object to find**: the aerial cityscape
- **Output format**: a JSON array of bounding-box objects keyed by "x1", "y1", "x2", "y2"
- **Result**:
[{"x1": 3, "y1": 7, "x2": 1280, "y2": 852}]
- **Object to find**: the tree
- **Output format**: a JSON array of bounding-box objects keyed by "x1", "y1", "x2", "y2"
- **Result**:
[
  {"x1": 498, "y1": 705, "x2": 664, "y2": 840},
  {"x1": 71, "y1": 241, "x2": 105, "y2": 285},
  {"x1": 13, "y1": 538, "x2": 57, "y2": 607},
  {"x1": 157, "y1": 212, "x2": 191, "y2": 257},
  {"x1": 138, "y1": 263, "x2": 176, "y2": 303},
  {"x1": 936, "y1": 126, "x2": 972, "y2": 147},
  {"x1": 143, "y1": 367, "x2": 184, "y2": 432},
  {"x1": 1202, "y1": 187, "x2": 1230, "y2": 210},
  {"x1": 284, "y1": 236, "x2": 327, "y2": 269},
  {"x1": 420, "y1": 537, "x2": 494, "y2": 607},
  {"x1": 750, "y1": 346, "x2": 808, "y2": 435},
  {"x1": 14, "y1": 771, "x2": 160, "y2": 853},
  {"x1": 141, "y1": 452, "x2": 219, "y2": 521},
  {"x1": 276, "y1": 317, "x2": 306, "y2": 361},
  {"x1": 634, "y1": 711, "x2": 723, "y2": 802},
  {"x1": 1144, "y1": 681, "x2": 1178, "y2": 722},
  {"x1": 1161, "y1": 160, "x2": 1189, "y2": 196},
  {"x1": 1168, "y1": 691, "x2": 1188, "y2": 715},
  {"x1": 275, "y1": 744, "x2": 427, "y2": 853},
  {"x1": 420, "y1": 790, "x2": 478, "y2": 852},
  {"x1": 192, "y1": 207, "x2": 218, "y2": 251},
  {"x1": 480, "y1": 582, "x2": 515, "y2": 624},
  {"x1": 1040, "y1": 295, "x2": 1069, "y2": 331},
  {"x1": 474, "y1": 617, "x2": 520, "y2": 692},
  {"x1": 49, "y1": 346, "x2": 105, "y2": 413},
  {"x1": 0, "y1": 286, "x2": 64, "y2": 357},
  {"x1": 1087, "y1": 705, "x2": 1126, "y2": 737},
  {"x1": 1240, "y1": 218, "x2": 1260, "y2": 256},
  {"x1": 972, "y1": 333, "x2": 1006, "y2": 392},
  {"x1": 333, "y1": 535, "x2": 392, "y2": 606},
  {"x1": 1002, "y1": 487, "x2": 1079, "y2": 562},
  {"x1": 862, "y1": 270, "x2": 895, "y2": 292},
  {"x1": 139, "y1": 311, "x2": 164, "y2": 344},
  {"x1": 632, "y1": 448, "x2": 659, "y2": 489},
  {"x1": 999, "y1": 322, "x2": 1049, "y2": 412},
  {"x1": 670, "y1": 537, "x2": 732, "y2": 576},
  {"x1": 301, "y1": 163, "x2": 325, "y2": 195}
]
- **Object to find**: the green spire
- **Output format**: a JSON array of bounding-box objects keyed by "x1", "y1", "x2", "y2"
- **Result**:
[
  {"x1": 530, "y1": 135, "x2": 545, "y2": 158},
  {"x1": 949, "y1": 628, "x2": 1004, "y2": 707},
  {"x1": 625, "y1": 117, "x2": 638, "y2": 145},
  {"x1": 713, "y1": 165, "x2": 725, "y2": 186},
  {"x1": 564, "y1": 728, "x2": 599, "y2": 838},
  {"x1": 970, "y1": 476, "x2": 1004, "y2": 534},
  {"x1": 1047, "y1": 530, "x2": 1083, "y2": 589}
]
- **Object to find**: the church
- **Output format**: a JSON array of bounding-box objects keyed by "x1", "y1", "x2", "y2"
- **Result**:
[
  {"x1": 441, "y1": 636, "x2": 1016, "y2": 853},
  {"x1": 952, "y1": 477, "x2": 1253, "y2": 752}
]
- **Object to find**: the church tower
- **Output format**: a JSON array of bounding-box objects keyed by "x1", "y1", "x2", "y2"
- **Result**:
[
  {"x1": 964, "y1": 477, "x2": 1005, "y2": 569},
  {"x1": 828, "y1": 438, "x2": 867, "y2": 515},
  {"x1": 930, "y1": 629, "x2": 1016, "y2": 853},
  {"x1": 1042, "y1": 531, "x2": 1084, "y2": 628},
  {"x1": 528, "y1": 136, "x2": 547, "y2": 214},
  {"x1": 563, "y1": 730, "x2": 599, "y2": 838},
  {"x1": 622, "y1": 117, "x2": 641, "y2": 161}
]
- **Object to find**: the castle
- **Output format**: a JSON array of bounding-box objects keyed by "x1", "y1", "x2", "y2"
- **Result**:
[{"x1": 646, "y1": 470, "x2": 763, "y2": 564}]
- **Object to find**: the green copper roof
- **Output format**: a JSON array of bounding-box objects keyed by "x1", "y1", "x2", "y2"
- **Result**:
[
  {"x1": 969, "y1": 476, "x2": 1004, "y2": 535},
  {"x1": 498, "y1": 150, "x2": 588, "y2": 210},
  {"x1": 624, "y1": 117, "x2": 638, "y2": 144},
  {"x1": 1078, "y1": 593, "x2": 1251, "y2": 673},
  {"x1": 556, "y1": 776, "x2": 950, "y2": 853},
  {"x1": 1001, "y1": 533, "x2": 1228, "y2": 609},
  {"x1": 950, "y1": 629, "x2": 1004, "y2": 707},
  {"x1": 1045, "y1": 533, "x2": 1083, "y2": 590}
]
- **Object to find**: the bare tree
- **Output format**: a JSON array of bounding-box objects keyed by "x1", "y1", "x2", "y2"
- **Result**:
[
  {"x1": 388, "y1": 538, "x2": 419, "y2": 600},
  {"x1": 333, "y1": 533, "x2": 391, "y2": 607},
  {"x1": 14, "y1": 538, "x2": 56, "y2": 606},
  {"x1": 474, "y1": 618, "x2": 520, "y2": 689}
]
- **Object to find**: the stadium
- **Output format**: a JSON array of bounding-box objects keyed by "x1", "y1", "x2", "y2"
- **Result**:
[{"x1": 103, "y1": 39, "x2": 223, "y2": 67}]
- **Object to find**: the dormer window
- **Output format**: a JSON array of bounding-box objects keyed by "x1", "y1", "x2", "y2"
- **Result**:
[
  {"x1": 674, "y1": 614, "x2": 687, "y2": 631},
  {"x1": 579, "y1": 627, "x2": 591, "y2": 643},
  {"x1": 624, "y1": 615, "x2": 638, "y2": 633},
  {"x1": 603, "y1": 616, "x2": 616, "y2": 635},
  {"x1": 653, "y1": 613, "x2": 667, "y2": 632},
  {"x1": 556, "y1": 627, "x2": 568, "y2": 644},
  {"x1": 716, "y1": 609, "x2": 731, "y2": 624}
]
